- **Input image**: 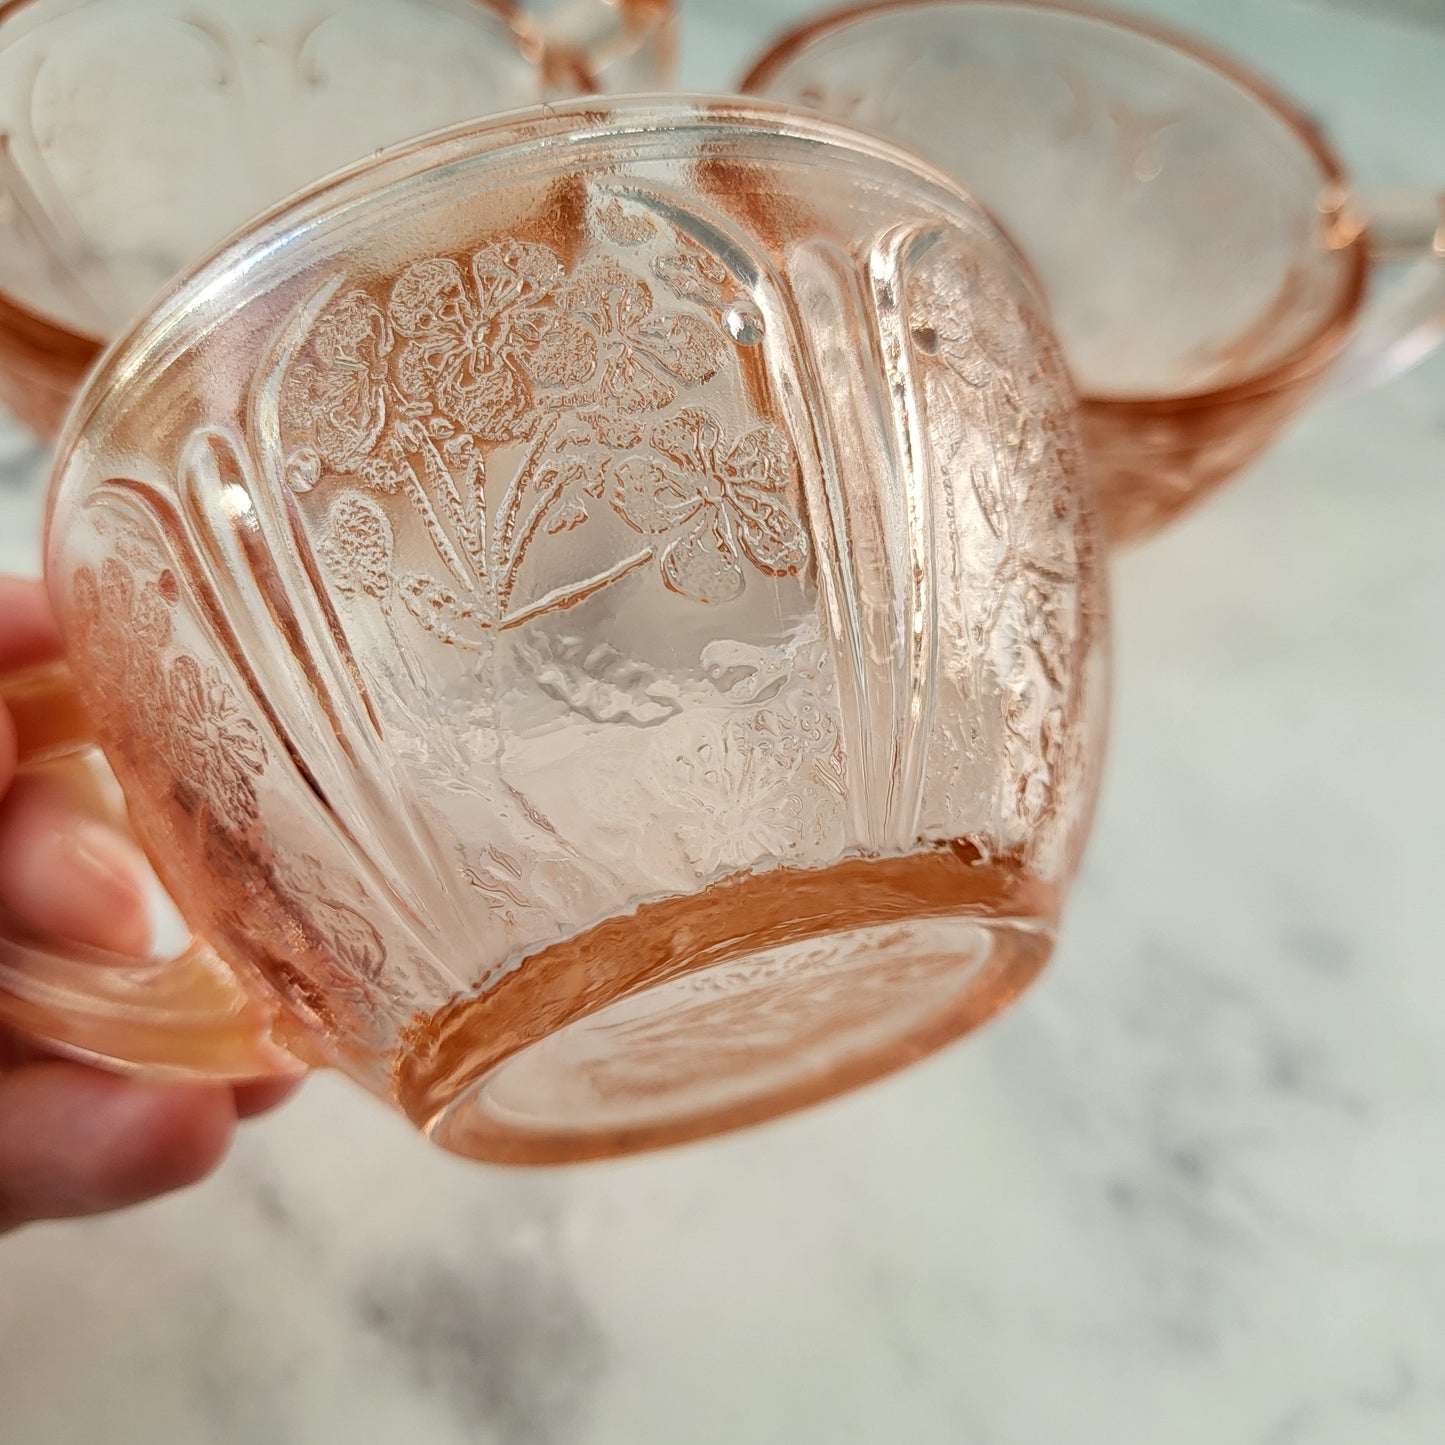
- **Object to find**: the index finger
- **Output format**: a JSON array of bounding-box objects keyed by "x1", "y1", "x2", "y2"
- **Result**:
[{"x1": 0, "y1": 577, "x2": 63, "y2": 672}]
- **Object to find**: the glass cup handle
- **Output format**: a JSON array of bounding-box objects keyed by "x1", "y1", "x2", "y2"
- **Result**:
[
  {"x1": 1327, "y1": 189, "x2": 1445, "y2": 393},
  {"x1": 512, "y1": 0, "x2": 676, "y2": 94},
  {"x1": 0, "y1": 660, "x2": 302, "y2": 1081}
]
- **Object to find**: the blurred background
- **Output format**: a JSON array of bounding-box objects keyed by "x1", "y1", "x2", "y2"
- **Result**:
[{"x1": 1, "y1": 1, "x2": 1442, "y2": 1441}]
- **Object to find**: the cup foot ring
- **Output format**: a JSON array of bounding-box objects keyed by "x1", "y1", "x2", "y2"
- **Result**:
[{"x1": 421, "y1": 913, "x2": 1049, "y2": 1164}]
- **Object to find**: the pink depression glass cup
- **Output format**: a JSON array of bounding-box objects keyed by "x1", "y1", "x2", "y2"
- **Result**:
[
  {"x1": 0, "y1": 98, "x2": 1108, "y2": 1164},
  {"x1": 0, "y1": 0, "x2": 676, "y2": 438},
  {"x1": 743, "y1": 0, "x2": 1445, "y2": 543}
]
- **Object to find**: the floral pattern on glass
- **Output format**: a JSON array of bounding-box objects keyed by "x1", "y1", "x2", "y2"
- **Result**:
[
  {"x1": 651, "y1": 630, "x2": 846, "y2": 878},
  {"x1": 70, "y1": 556, "x2": 270, "y2": 839},
  {"x1": 64, "y1": 549, "x2": 426, "y2": 1051},
  {"x1": 278, "y1": 224, "x2": 805, "y2": 673},
  {"x1": 904, "y1": 250, "x2": 1093, "y2": 855},
  {"x1": 164, "y1": 654, "x2": 268, "y2": 828},
  {"x1": 610, "y1": 409, "x2": 809, "y2": 605}
]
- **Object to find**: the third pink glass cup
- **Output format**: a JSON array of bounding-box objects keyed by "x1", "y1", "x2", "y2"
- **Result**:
[{"x1": 744, "y1": 0, "x2": 1445, "y2": 542}]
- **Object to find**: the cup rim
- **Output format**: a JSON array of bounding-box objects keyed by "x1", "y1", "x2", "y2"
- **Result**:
[
  {"x1": 0, "y1": 0, "x2": 534, "y2": 360},
  {"x1": 740, "y1": 0, "x2": 1372, "y2": 415},
  {"x1": 43, "y1": 90, "x2": 1061, "y2": 584},
  {"x1": 49, "y1": 90, "x2": 1050, "y2": 449}
]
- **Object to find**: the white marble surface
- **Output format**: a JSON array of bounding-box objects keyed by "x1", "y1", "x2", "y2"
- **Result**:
[{"x1": 2, "y1": 1, "x2": 1444, "y2": 1441}]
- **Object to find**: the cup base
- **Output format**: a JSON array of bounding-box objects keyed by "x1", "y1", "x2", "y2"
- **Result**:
[{"x1": 395, "y1": 847, "x2": 1055, "y2": 1164}]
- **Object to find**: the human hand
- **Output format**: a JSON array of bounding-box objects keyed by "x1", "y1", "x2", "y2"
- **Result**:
[{"x1": 0, "y1": 576, "x2": 298, "y2": 1234}]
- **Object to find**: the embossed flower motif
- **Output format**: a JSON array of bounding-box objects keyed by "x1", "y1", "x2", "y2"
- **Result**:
[
  {"x1": 751, "y1": 697, "x2": 841, "y2": 773},
  {"x1": 664, "y1": 722, "x2": 820, "y2": 875},
  {"x1": 554, "y1": 257, "x2": 724, "y2": 413},
  {"x1": 281, "y1": 291, "x2": 394, "y2": 486},
  {"x1": 71, "y1": 558, "x2": 176, "y2": 705},
  {"x1": 73, "y1": 557, "x2": 173, "y2": 650},
  {"x1": 278, "y1": 855, "x2": 389, "y2": 986},
  {"x1": 164, "y1": 655, "x2": 267, "y2": 827},
  {"x1": 310, "y1": 894, "x2": 388, "y2": 986},
  {"x1": 389, "y1": 242, "x2": 594, "y2": 441},
  {"x1": 610, "y1": 408, "x2": 809, "y2": 605},
  {"x1": 910, "y1": 258, "x2": 1027, "y2": 390},
  {"x1": 222, "y1": 849, "x2": 394, "y2": 1046}
]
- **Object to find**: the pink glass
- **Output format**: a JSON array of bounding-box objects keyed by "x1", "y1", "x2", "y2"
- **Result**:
[
  {"x1": 0, "y1": 97, "x2": 1108, "y2": 1163},
  {"x1": 0, "y1": 0, "x2": 676, "y2": 438},
  {"x1": 742, "y1": 0, "x2": 1445, "y2": 543}
]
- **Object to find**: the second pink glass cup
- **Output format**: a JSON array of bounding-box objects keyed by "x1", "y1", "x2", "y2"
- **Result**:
[{"x1": 744, "y1": 0, "x2": 1445, "y2": 541}]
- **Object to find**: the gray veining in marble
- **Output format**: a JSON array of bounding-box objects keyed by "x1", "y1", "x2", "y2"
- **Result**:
[{"x1": 1, "y1": 1, "x2": 1443, "y2": 1441}]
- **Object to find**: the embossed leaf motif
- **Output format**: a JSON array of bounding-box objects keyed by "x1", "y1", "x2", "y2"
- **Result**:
[
  {"x1": 463, "y1": 846, "x2": 534, "y2": 925},
  {"x1": 396, "y1": 574, "x2": 481, "y2": 646},
  {"x1": 574, "y1": 407, "x2": 643, "y2": 451},
  {"x1": 609, "y1": 455, "x2": 731, "y2": 600},
  {"x1": 711, "y1": 423, "x2": 811, "y2": 575},
  {"x1": 610, "y1": 409, "x2": 809, "y2": 605},
  {"x1": 117, "y1": 561, "x2": 173, "y2": 653},
  {"x1": 320, "y1": 493, "x2": 393, "y2": 599},
  {"x1": 1024, "y1": 579, "x2": 1072, "y2": 689},
  {"x1": 593, "y1": 196, "x2": 657, "y2": 247},
  {"x1": 165, "y1": 654, "x2": 267, "y2": 827},
  {"x1": 652, "y1": 238, "x2": 731, "y2": 310},
  {"x1": 283, "y1": 853, "x2": 396, "y2": 993}
]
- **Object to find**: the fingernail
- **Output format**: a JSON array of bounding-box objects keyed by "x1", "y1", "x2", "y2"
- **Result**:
[{"x1": 61, "y1": 821, "x2": 153, "y2": 953}]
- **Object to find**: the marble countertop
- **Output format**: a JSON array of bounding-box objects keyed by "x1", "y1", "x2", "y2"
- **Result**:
[{"x1": 2, "y1": 1, "x2": 1443, "y2": 1441}]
